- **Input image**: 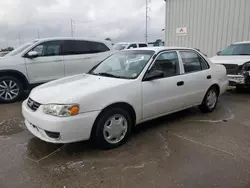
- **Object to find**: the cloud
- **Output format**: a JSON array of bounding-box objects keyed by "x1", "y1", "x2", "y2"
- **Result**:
[{"x1": 0, "y1": 0, "x2": 165, "y2": 48}]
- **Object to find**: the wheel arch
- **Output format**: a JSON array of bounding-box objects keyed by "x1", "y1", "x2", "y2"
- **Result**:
[
  {"x1": 202, "y1": 84, "x2": 220, "y2": 103},
  {"x1": 210, "y1": 83, "x2": 220, "y2": 96},
  {"x1": 0, "y1": 70, "x2": 29, "y2": 90},
  {"x1": 90, "y1": 102, "x2": 137, "y2": 138}
]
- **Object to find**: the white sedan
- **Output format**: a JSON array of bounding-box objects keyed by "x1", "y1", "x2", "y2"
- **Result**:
[{"x1": 22, "y1": 47, "x2": 228, "y2": 149}]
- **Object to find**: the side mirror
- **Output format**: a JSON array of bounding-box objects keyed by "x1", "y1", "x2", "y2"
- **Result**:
[
  {"x1": 217, "y1": 51, "x2": 221, "y2": 56},
  {"x1": 143, "y1": 70, "x2": 165, "y2": 81},
  {"x1": 27, "y1": 51, "x2": 38, "y2": 58}
]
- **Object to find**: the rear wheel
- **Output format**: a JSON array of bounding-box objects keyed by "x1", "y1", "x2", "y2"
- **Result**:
[
  {"x1": 199, "y1": 86, "x2": 218, "y2": 113},
  {"x1": 92, "y1": 108, "x2": 132, "y2": 149},
  {"x1": 0, "y1": 76, "x2": 24, "y2": 103}
]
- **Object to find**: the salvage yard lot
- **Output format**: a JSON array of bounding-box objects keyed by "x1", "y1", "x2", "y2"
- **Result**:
[{"x1": 1, "y1": 90, "x2": 250, "y2": 188}]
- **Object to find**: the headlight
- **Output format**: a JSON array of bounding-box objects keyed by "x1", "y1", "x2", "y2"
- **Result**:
[{"x1": 43, "y1": 104, "x2": 79, "y2": 117}]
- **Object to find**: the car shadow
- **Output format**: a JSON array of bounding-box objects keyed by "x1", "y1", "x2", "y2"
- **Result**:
[{"x1": 25, "y1": 107, "x2": 197, "y2": 160}]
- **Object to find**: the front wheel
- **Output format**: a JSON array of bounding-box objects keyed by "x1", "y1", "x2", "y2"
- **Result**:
[
  {"x1": 0, "y1": 76, "x2": 24, "y2": 103},
  {"x1": 92, "y1": 108, "x2": 132, "y2": 149},
  {"x1": 199, "y1": 86, "x2": 219, "y2": 113}
]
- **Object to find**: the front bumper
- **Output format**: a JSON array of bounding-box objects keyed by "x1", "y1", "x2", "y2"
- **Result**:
[
  {"x1": 227, "y1": 74, "x2": 245, "y2": 86},
  {"x1": 22, "y1": 100, "x2": 100, "y2": 143}
]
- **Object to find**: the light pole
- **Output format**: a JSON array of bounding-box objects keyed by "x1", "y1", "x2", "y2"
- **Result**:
[
  {"x1": 37, "y1": 29, "x2": 40, "y2": 39},
  {"x1": 18, "y1": 34, "x2": 21, "y2": 45},
  {"x1": 145, "y1": 0, "x2": 150, "y2": 43},
  {"x1": 70, "y1": 18, "x2": 74, "y2": 37}
]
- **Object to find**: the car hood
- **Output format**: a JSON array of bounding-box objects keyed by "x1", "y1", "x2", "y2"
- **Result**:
[
  {"x1": 210, "y1": 55, "x2": 250, "y2": 65},
  {"x1": 29, "y1": 74, "x2": 132, "y2": 104}
]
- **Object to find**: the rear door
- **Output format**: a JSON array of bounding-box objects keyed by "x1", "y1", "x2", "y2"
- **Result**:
[
  {"x1": 63, "y1": 40, "x2": 111, "y2": 77},
  {"x1": 178, "y1": 50, "x2": 212, "y2": 107},
  {"x1": 24, "y1": 40, "x2": 64, "y2": 83}
]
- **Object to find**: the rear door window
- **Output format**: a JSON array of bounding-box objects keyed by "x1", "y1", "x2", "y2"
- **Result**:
[
  {"x1": 179, "y1": 51, "x2": 209, "y2": 73},
  {"x1": 139, "y1": 44, "x2": 148, "y2": 48},
  {"x1": 63, "y1": 40, "x2": 91, "y2": 55}
]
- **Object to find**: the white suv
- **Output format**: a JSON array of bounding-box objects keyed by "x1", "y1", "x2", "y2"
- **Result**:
[
  {"x1": 114, "y1": 42, "x2": 148, "y2": 50},
  {"x1": 0, "y1": 37, "x2": 113, "y2": 102}
]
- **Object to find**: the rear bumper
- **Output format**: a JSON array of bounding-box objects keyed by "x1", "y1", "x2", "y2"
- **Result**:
[
  {"x1": 218, "y1": 79, "x2": 229, "y2": 95},
  {"x1": 22, "y1": 100, "x2": 100, "y2": 143}
]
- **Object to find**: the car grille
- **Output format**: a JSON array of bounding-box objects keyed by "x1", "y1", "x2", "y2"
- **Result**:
[
  {"x1": 222, "y1": 64, "x2": 240, "y2": 75},
  {"x1": 27, "y1": 98, "x2": 41, "y2": 111}
]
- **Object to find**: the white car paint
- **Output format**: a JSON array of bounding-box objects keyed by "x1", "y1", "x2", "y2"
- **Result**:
[
  {"x1": 22, "y1": 47, "x2": 228, "y2": 144},
  {"x1": 0, "y1": 37, "x2": 113, "y2": 84},
  {"x1": 210, "y1": 55, "x2": 250, "y2": 66}
]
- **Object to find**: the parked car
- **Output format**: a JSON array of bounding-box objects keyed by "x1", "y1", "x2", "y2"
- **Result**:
[
  {"x1": 114, "y1": 42, "x2": 148, "y2": 50},
  {"x1": 210, "y1": 41, "x2": 250, "y2": 91},
  {"x1": 22, "y1": 47, "x2": 228, "y2": 149},
  {"x1": 0, "y1": 37, "x2": 113, "y2": 103}
]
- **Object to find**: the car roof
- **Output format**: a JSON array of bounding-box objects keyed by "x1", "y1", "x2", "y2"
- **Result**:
[
  {"x1": 33, "y1": 37, "x2": 113, "y2": 49},
  {"x1": 124, "y1": 46, "x2": 196, "y2": 53},
  {"x1": 116, "y1": 42, "x2": 148, "y2": 45},
  {"x1": 34, "y1": 37, "x2": 111, "y2": 44},
  {"x1": 234, "y1": 41, "x2": 250, "y2": 44}
]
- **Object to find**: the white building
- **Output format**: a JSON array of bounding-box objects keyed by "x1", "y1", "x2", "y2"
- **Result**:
[{"x1": 164, "y1": 0, "x2": 250, "y2": 57}]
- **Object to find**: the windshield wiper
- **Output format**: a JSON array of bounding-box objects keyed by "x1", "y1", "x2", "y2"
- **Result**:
[{"x1": 95, "y1": 72, "x2": 123, "y2": 78}]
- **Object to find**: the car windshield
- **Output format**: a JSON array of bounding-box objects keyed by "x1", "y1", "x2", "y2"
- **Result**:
[
  {"x1": 6, "y1": 40, "x2": 38, "y2": 56},
  {"x1": 220, "y1": 43, "x2": 250, "y2": 56},
  {"x1": 89, "y1": 50, "x2": 155, "y2": 79},
  {"x1": 114, "y1": 44, "x2": 128, "y2": 50}
]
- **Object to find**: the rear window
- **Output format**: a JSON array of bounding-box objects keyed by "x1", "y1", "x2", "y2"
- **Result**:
[{"x1": 89, "y1": 41, "x2": 110, "y2": 53}]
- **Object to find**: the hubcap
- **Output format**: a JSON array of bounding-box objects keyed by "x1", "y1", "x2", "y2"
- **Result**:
[
  {"x1": 0, "y1": 80, "x2": 19, "y2": 101},
  {"x1": 103, "y1": 114, "x2": 128, "y2": 144},
  {"x1": 206, "y1": 90, "x2": 217, "y2": 109}
]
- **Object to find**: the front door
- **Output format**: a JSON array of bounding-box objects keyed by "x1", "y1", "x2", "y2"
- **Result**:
[
  {"x1": 24, "y1": 40, "x2": 64, "y2": 84},
  {"x1": 142, "y1": 51, "x2": 184, "y2": 119}
]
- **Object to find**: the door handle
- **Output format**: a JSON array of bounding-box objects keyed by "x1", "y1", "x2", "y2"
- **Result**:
[
  {"x1": 207, "y1": 75, "x2": 212, "y2": 79},
  {"x1": 177, "y1": 81, "x2": 184, "y2": 86}
]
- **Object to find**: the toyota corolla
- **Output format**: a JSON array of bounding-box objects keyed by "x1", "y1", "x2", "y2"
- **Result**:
[{"x1": 22, "y1": 47, "x2": 228, "y2": 149}]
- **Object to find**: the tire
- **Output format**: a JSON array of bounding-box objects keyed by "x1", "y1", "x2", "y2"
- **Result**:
[
  {"x1": 0, "y1": 76, "x2": 24, "y2": 103},
  {"x1": 199, "y1": 86, "x2": 219, "y2": 113},
  {"x1": 236, "y1": 85, "x2": 245, "y2": 93},
  {"x1": 92, "y1": 108, "x2": 132, "y2": 149}
]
